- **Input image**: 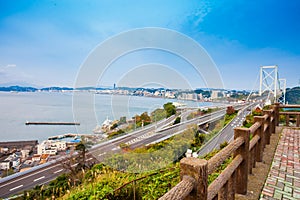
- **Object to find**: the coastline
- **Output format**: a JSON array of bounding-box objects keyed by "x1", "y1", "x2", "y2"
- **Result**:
[{"x1": 0, "y1": 92, "x2": 224, "y2": 143}]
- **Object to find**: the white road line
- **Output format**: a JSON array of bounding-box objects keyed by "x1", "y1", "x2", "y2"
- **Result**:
[
  {"x1": 33, "y1": 176, "x2": 45, "y2": 182},
  {"x1": 9, "y1": 184, "x2": 23, "y2": 191},
  {"x1": 0, "y1": 163, "x2": 61, "y2": 189},
  {"x1": 125, "y1": 134, "x2": 155, "y2": 145},
  {"x1": 98, "y1": 152, "x2": 107, "y2": 157},
  {"x1": 53, "y1": 169, "x2": 63, "y2": 174},
  {"x1": 71, "y1": 163, "x2": 78, "y2": 167},
  {"x1": 86, "y1": 157, "x2": 93, "y2": 161}
]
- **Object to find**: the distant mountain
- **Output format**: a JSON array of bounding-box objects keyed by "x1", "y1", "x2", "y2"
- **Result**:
[
  {"x1": 0, "y1": 85, "x2": 38, "y2": 92},
  {"x1": 41, "y1": 87, "x2": 73, "y2": 91},
  {"x1": 0, "y1": 86, "x2": 73, "y2": 92},
  {"x1": 286, "y1": 87, "x2": 300, "y2": 104}
]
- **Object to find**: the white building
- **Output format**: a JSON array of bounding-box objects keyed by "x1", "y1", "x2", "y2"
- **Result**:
[
  {"x1": 165, "y1": 91, "x2": 175, "y2": 99},
  {"x1": 0, "y1": 147, "x2": 9, "y2": 153},
  {"x1": 21, "y1": 149, "x2": 30, "y2": 159},
  {"x1": 55, "y1": 140, "x2": 67, "y2": 151},
  {"x1": 211, "y1": 90, "x2": 220, "y2": 99},
  {"x1": 0, "y1": 153, "x2": 21, "y2": 170},
  {"x1": 37, "y1": 140, "x2": 67, "y2": 155},
  {"x1": 178, "y1": 93, "x2": 197, "y2": 100},
  {"x1": 11, "y1": 157, "x2": 20, "y2": 168},
  {"x1": 0, "y1": 160, "x2": 10, "y2": 170},
  {"x1": 197, "y1": 93, "x2": 203, "y2": 100},
  {"x1": 32, "y1": 154, "x2": 41, "y2": 162},
  {"x1": 100, "y1": 117, "x2": 117, "y2": 133}
]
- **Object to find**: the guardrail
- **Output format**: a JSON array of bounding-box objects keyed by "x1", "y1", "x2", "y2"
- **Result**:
[
  {"x1": 276, "y1": 104, "x2": 300, "y2": 127},
  {"x1": 159, "y1": 104, "x2": 281, "y2": 200}
]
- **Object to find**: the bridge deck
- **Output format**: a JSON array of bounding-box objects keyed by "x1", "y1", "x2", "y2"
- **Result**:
[{"x1": 260, "y1": 128, "x2": 300, "y2": 200}]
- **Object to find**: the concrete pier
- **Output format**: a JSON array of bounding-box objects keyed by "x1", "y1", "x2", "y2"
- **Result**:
[{"x1": 25, "y1": 122, "x2": 80, "y2": 125}]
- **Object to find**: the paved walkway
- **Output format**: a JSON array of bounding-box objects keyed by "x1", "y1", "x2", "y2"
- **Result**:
[{"x1": 260, "y1": 128, "x2": 300, "y2": 200}]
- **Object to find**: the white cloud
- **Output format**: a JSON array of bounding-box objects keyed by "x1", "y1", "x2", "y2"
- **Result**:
[{"x1": 0, "y1": 64, "x2": 34, "y2": 85}]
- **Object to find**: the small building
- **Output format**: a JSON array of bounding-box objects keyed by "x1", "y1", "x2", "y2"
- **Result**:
[
  {"x1": 101, "y1": 117, "x2": 113, "y2": 133},
  {"x1": 9, "y1": 153, "x2": 21, "y2": 168},
  {"x1": 11, "y1": 157, "x2": 20, "y2": 169},
  {"x1": 0, "y1": 160, "x2": 11, "y2": 170},
  {"x1": 0, "y1": 147, "x2": 9, "y2": 153},
  {"x1": 32, "y1": 154, "x2": 41, "y2": 162},
  {"x1": 39, "y1": 154, "x2": 50, "y2": 164},
  {"x1": 21, "y1": 149, "x2": 31, "y2": 159},
  {"x1": 0, "y1": 153, "x2": 21, "y2": 170},
  {"x1": 54, "y1": 140, "x2": 67, "y2": 151}
]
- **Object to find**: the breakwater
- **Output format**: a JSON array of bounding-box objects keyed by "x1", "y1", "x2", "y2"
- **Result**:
[{"x1": 25, "y1": 122, "x2": 80, "y2": 126}]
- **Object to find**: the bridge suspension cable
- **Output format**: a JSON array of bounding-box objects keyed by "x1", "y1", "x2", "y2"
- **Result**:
[{"x1": 246, "y1": 70, "x2": 260, "y2": 102}]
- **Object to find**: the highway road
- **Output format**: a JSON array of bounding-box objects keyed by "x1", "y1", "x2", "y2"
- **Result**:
[
  {"x1": 0, "y1": 115, "x2": 175, "y2": 198},
  {"x1": 0, "y1": 104, "x2": 242, "y2": 198},
  {"x1": 197, "y1": 102, "x2": 256, "y2": 156},
  {"x1": 128, "y1": 109, "x2": 228, "y2": 149}
]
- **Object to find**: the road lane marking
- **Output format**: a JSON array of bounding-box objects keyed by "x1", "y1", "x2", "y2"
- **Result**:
[
  {"x1": 86, "y1": 157, "x2": 93, "y2": 161},
  {"x1": 33, "y1": 176, "x2": 45, "y2": 182},
  {"x1": 71, "y1": 163, "x2": 78, "y2": 167},
  {"x1": 98, "y1": 152, "x2": 107, "y2": 157},
  {"x1": 125, "y1": 133, "x2": 154, "y2": 145},
  {"x1": 111, "y1": 147, "x2": 120, "y2": 151},
  {"x1": 53, "y1": 169, "x2": 63, "y2": 174},
  {"x1": 0, "y1": 163, "x2": 61, "y2": 189},
  {"x1": 9, "y1": 184, "x2": 23, "y2": 191}
]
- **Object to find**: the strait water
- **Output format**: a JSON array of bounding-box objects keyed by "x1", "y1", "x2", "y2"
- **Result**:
[{"x1": 0, "y1": 92, "x2": 212, "y2": 142}]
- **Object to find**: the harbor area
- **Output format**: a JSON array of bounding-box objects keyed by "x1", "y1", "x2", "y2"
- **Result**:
[{"x1": 0, "y1": 133, "x2": 103, "y2": 178}]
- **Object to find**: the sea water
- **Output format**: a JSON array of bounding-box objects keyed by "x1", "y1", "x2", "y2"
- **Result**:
[{"x1": 0, "y1": 92, "x2": 212, "y2": 142}]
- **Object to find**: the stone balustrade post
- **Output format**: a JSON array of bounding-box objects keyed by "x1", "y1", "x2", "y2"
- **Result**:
[
  {"x1": 254, "y1": 116, "x2": 265, "y2": 162},
  {"x1": 180, "y1": 157, "x2": 208, "y2": 200},
  {"x1": 274, "y1": 103, "x2": 280, "y2": 126},
  {"x1": 234, "y1": 127, "x2": 250, "y2": 195}
]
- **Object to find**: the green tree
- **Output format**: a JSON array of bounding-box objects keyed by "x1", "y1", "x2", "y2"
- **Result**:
[
  {"x1": 173, "y1": 116, "x2": 181, "y2": 125},
  {"x1": 111, "y1": 123, "x2": 118, "y2": 130},
  {"x1": 163, "y1": 102, "x2": 176, "y2": 118},
  {"x1": 119, "y1": 116, "x2": 127, "y2": 124},
  {"x1": 192, "y1": 132, "x2": 206, "y2": 147},
  {"x1": 286, "y1": 87, "x2": 300, "y2": 104},
  {"x1": 140, "y1": 112, "x2": 151, "y2": 126},
  {"x1": 151, "y1": 108, "x2": 167, "y2": 121},
  {"x1": 76, "y1": 141, "x2": 87, "y2": 169}
]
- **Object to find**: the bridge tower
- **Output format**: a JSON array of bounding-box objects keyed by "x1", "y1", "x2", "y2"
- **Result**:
[
  {"x1": 259, "y1": 65, "x2": 286, "y2": 104},
  {"x1": 278, "y1": 78, "x2": 286, "y2": 104}
]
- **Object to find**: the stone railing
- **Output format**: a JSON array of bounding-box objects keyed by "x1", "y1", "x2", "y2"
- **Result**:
[{"x1": 159, "y1": 104, "x2": 278, "y2": 200}]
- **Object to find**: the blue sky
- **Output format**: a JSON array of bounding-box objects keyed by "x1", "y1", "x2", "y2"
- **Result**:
[{"x1": 0, "y1": 0, "x2": 299, "y2": 89}]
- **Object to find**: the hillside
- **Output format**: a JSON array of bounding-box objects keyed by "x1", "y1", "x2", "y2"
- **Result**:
[
  {"x1": 20, "y1": 122, "x2": 230, "y2": 200},
  {"x1": 286, "y1": 86, "x2": 300, "y2": 104}
]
